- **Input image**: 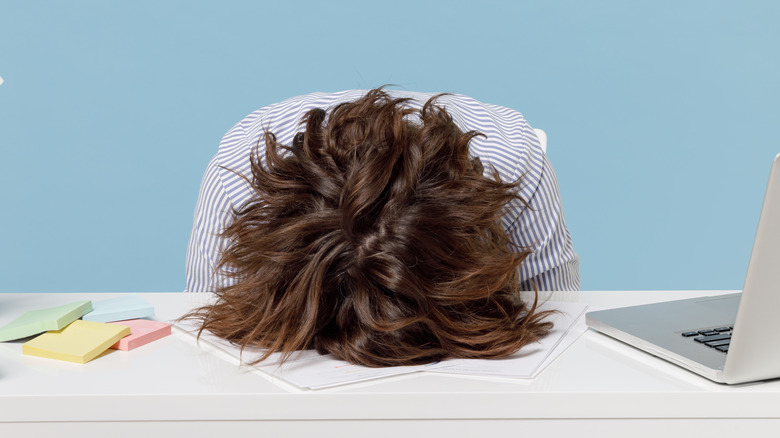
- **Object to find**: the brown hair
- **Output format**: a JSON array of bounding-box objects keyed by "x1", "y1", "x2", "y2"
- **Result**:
[{"x1": 183, "y1": 88, "x2": 553, "y2": 367}]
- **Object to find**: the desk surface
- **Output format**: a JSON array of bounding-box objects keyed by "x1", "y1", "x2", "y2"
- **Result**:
[{"x1": 2, "y1": 291, "x2": 779, "y2": 436}]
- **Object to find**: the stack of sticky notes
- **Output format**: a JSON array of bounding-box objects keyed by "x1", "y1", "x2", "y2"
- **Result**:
[
  {"x1": 83, "y1": 294, "x2": 155, "y2": 323},
  {"x1": 108, "y1": 319, "x2": 171, "y2": 351},
  {"x1": 0, "y1": 300, "x2": 93, "y2": 342},
  {"x1": 86, "y1": 294, "x2": 171, "y2": 352},
  {"x1": 23, "y1": 320, "x2": 131, "y2": 363},
  {"x1": 0, "y1": 294, "x2": 171, "y2": 364}
]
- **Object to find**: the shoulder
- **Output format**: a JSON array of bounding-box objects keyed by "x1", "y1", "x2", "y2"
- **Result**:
[
  {"x1": 421, "y1": 93, "x2": 546, "y2": 202},
  {"x1": 214, "y1": 90, "x2": 370, "y2": 206},
  {"x1": 227, "y1": 90, "x2": 371, "y2": 146}
]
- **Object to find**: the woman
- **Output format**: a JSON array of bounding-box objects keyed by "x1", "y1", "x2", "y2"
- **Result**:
[{"x1": 184, "y1": 88, "x2": 579, "y2": 367}]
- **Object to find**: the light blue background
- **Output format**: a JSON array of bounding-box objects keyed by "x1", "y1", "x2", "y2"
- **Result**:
[{"x1": 1, "y1": 1, "x2": 778, "y2": 292}]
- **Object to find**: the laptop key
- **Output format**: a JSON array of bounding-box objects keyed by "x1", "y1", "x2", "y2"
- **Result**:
[
  {"x1": 704, "y1": 339, "x2": 731, "y2": 348},
  {"x1": 694, "y1": 333, "x2": 731, "y2": 343},
  {"x1": 682, "y1": 331, "x2": 699, "y2": 337},
  {"x1": 715, "y1": 345, "x2": 729, "y2": 352}
]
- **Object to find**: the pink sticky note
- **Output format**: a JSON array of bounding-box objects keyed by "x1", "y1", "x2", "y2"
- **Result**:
[{"x1": 108, "y1": 319, "x2": 171, "y2": 351}]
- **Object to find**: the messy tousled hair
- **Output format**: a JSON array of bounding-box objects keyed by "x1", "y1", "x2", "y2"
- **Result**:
[{"x1": 184, "y1": 88, "x2": 554, "y2": 367}]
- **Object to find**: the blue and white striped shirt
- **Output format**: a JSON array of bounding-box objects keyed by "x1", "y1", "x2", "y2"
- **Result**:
[{"x1": 185, "y1": 90, "x2": 579, "y2": 292}]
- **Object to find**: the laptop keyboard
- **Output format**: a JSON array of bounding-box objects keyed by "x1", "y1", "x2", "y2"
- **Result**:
[{"x1": 681, "y1": 326, "x2": 733, "y2": 353}]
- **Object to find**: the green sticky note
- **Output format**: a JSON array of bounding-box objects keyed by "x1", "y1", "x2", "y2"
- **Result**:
[
  {"x1": 23, "y1": 320, "x2": 131, "y2": 364},
  {"x1": 0, "y1": 300, "x2": 93, "y2": 342}
]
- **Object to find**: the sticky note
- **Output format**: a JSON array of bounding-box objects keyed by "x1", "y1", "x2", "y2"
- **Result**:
[
  {"x1": 0, "y1": 300, "x2": 93, "y2": 342},
  {"x1": 82, "y1": 294, "x2": 154, "y2": 323},
  {"x1": 109, "y1": 319, "x2": 171, "y2": 351},
  {"x1": 22, "y1": 320, "x2": 131, "y2": 364}
]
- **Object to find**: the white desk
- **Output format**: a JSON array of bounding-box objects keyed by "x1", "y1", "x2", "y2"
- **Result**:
[{"x1": 2, "y1": 291, "x2": 779, "y2": 437}]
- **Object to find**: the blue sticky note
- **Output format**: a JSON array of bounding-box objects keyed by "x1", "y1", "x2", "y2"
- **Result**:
[{"x1": 81, "y1": 294, "x2": 154, "y2": 323}]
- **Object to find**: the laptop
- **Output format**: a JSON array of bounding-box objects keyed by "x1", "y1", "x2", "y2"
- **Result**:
[{"x1": 586, "y1": 154, "x2": 780, "y2": 384}]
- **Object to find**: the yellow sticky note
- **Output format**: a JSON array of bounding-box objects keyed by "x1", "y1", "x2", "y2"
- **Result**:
[{"x1": 23, "y1": 320, "x2": 131, "y2": 364}]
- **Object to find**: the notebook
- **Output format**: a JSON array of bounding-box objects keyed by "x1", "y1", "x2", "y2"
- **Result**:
[{"x1": 586, "y1": 154, "x2": 780, "y2": 384}]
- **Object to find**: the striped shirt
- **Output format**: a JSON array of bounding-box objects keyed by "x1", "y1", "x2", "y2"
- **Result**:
[{"x1": 185, "y1": 90, "x2": 580, "y2": 292}]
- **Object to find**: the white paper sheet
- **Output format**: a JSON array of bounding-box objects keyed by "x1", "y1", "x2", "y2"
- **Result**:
[
  {"x1": 174, "y1": 300, "x2": 588, "y2": 389},
  {"x1": 427, "y1": 301, "x2": 589, "y2": 379},
  {"x1": 254, "y1": 350, "x2": 450, "y2": 390},
  {"x1": 175, "y1": 318, "x2": 450, "y2": 389}
]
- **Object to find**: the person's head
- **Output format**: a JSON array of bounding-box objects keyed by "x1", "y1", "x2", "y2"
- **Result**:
[{"x1": 187, "y1": 88, "x2": 552, "y2": 367}]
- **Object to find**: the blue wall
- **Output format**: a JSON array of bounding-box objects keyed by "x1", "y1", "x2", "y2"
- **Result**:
[{"x1": 1, "y1": 1, "x2": 778, "y2": 292}]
